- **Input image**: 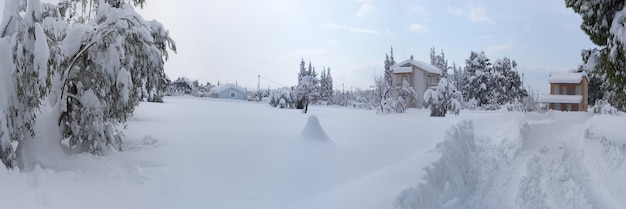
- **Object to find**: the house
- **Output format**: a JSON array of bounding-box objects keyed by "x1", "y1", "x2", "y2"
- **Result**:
[
  {"x1": 539, "y1": 72, "x2": 588, "y2": 111},
  {"x1": 209, "y1": 83, "x2": 247, "y2": 100},
  {"x1": 391, "y1": 57, "x2": 442, "y2": 107}
]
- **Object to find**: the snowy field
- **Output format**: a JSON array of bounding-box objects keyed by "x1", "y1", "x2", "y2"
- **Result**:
[{"x1": 2, "y1": 96, "x2": 626, "y2": 209}]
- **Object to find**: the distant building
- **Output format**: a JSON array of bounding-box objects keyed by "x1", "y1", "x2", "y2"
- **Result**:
[
  {"x1": 209, "y1": 83, "x2": 246, "y2": 100},
  {"x1": 539, "y1": 72, "x2": 588, "y2": 111},
  {"x1": 391, "y1": 57, "x2": 442, "y2": 107}
]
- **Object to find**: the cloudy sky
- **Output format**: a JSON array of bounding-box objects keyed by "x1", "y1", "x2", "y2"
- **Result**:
[{"x1": 3, "y1": 0, "x2": 598, "y2": 94}]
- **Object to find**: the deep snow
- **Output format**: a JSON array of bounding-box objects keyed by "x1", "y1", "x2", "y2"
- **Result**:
[{"x1": 1, "y1": 96, "x2": 626, "y2": 209}]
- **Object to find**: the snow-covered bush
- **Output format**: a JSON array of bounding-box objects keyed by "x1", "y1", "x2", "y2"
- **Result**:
[
  {"x1": 424, "y1": 78, "x2": 461, "y2": 117},
  {"x1": 594, "y1": 99, "x2": 621, "y2": 115},
  {"x1": 397, "y1": 80, "x2": 418, "y2": 113},
  {"x1": 269, "y1": 87, "x2": 296, "y2": 109}
]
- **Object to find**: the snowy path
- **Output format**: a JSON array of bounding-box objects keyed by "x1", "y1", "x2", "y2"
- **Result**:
[{"x1": 396, "y1": 111, "x2": 626, "y2": 209}]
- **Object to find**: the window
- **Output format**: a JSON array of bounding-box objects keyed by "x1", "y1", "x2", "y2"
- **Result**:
[
  {"x1": 576, "y1": 86, "x2": 581, "y2": 95},
  {"x1": 561, "y1": 86, "x2": 567, "y2": 95},
  {"x1": 401, "y1": 75, "x2": 408, "y2": 83},
  {"x1": 230, "y1": 92, "x2": 236, "y2": 98},
  {"x1": 554, "y1": 103, "x2": 561, "y2": 110},
  {"x1": 566, "y1": 104, "x2": 572, "y2": 111},
  {"x1": 553, "y1": 84, "x2": 559, "y2": 94}
]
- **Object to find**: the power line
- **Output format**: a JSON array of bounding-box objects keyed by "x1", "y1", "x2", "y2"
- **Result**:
[{"x1": 259, "y1": 75, "x2": 289, "y2": 88}]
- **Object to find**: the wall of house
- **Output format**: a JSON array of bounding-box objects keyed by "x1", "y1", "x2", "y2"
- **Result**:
[
  {"x1": 548, "y1": 79, "x2": 588, "y2": 111},
  {"x1": 217, "y1": 88, "x2": 246, "y2": 100},
  {"x1": 582, "y1": 78, "x2": 588, "y2": 110}
]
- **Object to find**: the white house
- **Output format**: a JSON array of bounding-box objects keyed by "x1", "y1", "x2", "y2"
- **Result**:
[
  {"x1": 391, "y1": 57, "x2": 442, "y2": 107},
  {"x1": 209, "y1": 84, "x2": 247, "y2": 100}
]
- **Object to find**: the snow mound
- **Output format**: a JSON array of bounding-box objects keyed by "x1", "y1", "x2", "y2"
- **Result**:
[
  {"x1": 394, "y1": 111, "x2": 626, "y2": 209},
  {"x1": 394, "y1": 120, "x2": 478, "y2": 208},
  {"x1": 300, "y1": 115, "x2": 331, "y2": 142}
]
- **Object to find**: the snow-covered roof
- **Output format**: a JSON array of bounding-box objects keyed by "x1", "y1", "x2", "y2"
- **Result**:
[
  {"x1": 391, "y1": 59, "x2": 442, "y2": 75},
  {"x1": 539, "y1": 95, "x2": 582, "y2": 104},
  {"x1": 209, "y1": 84, "x2": 246, "y2": 94},
  {"x1": 549, "y1": 72, "x2": 587, "y2": 84},
  {"x1": 393, "y1": 66, "x2": 413, "y2": 73}
]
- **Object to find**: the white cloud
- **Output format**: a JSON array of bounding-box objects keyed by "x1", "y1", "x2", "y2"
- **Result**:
[
  {"x1": 321, "y1": 23, "x2": 380, "y2": 34},
  {"x1": 467, "y1": 3, "x2": 494, "y2": 24},
  {"x1": 410, "y1": 5, "x2": 431, "y2": 18},
  {"x1": 356, "y1": 2, "x2": 377, "y2": 18},
  {"x1": 447, "y1": 6, "x2": 464, "y2": 16},
  {"x1": 409, "y1": 23, "x2": 430, "y2": 34},
  {"x1": 485, "y1": 39, "x2": 514, "y2": 54},
  {"x1": 448, "y1": 3, "x2": 494, "y2": 24}
]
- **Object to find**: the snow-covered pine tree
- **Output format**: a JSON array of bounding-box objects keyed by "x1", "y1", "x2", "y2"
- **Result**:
[
  {"x1": 566, "y1": 0, "x2": 626, "y2": 110},
  {"x1": 54, "y1": 1, "x2": 176, "y2": 155},
  {"x1": 502, "y1": 58, "x2": 527, "y2": 103},
  {"x1": 488, "y1": 58, "x2": 508, "y2": 107},
  {"x1": 298, "y1": 58, "x2": 307, "y2": 85},
  {"x1": 325, "y1": 68, "x2": 333, "y2": 104},
  {"x1": 296, "y1": 60, "x2": 320, "y2": 113},
  {"x1": 384, "y1": 47, "x2": 395, "y2": 87},
  {"x1": 463, "y1": 51, "x2": 491, "y2": 107},
  {"x1": 318, "y1": 67, "x2": 334, "y2": 104},
  {"x1": 430, "y1": 47, "x2": 449, "y2": 78},
  {"x1": 320, "y1": 67, "x2": 327, "y2": 103}
]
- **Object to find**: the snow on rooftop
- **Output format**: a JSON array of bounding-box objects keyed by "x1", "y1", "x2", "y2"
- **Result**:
[
  {"x1": 549, "y1": 72, "x2": 587, "y2": 84},
  {"x1": 209, "y1": 83, "x2": 246, "y2": 93},
  {"x1": 539, "y1": 94, "x2": 582, "y2": 104},
  {"x1": 393, "y1": 66, "x2": 413, "y2": 73},
  {"x1": 391, "y1": 59, "x2": 442, "y2": 75}
]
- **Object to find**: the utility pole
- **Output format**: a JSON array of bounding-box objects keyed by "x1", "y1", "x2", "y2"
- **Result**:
[
  {"x1": 257, "y1": 75, "x2": 261, "y2": 92},
  {"x1": 342, "y1": 83, "x2": 345, "y2": 106}
]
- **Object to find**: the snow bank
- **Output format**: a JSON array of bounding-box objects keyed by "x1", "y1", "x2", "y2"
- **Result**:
[
  {"x1": 394, "y1": 120, "x2": 478, "y2": 208},
  {"x1": 394, "y1": 111, "x2": 626, "y2": 209},
  {"x1": 300, "y1": 115, "x2": 331, "y2": 142}
]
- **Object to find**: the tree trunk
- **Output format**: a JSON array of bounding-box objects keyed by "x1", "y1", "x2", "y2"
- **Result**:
[{"x1": 304, "y1": 98, "x2": 309, "y2": 113}]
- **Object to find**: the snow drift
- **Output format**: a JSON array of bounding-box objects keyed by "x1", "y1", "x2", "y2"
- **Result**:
[
  {"x1": 395, "y1": 111, "x2": 626, "y2": 209},
  {"x1": 300, "y1": 115, "x2": 332, "y2": 142}
]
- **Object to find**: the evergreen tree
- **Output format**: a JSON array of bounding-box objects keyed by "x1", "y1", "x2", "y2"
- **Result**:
[
  {"x1": 463, "y1": 51, "x2": 491, "y2": 106},
  {"x1": 384, "y1": 47, "x2": 395, "y2": 87},
  {"x1": 430, "y1": 47, "x2": 449, "y2": 78},
  {"x1": 326, "y1": 68, "x2": 333, "y2": 104},
  {"x1": 296, "y1": 60, "x2": 319, "y2": 113},
  {"x1": 566, "y1": 0, "x2": 626, "y2": 110},
  {"x1": 319, "y1": 67, "x2": 334, "y2": 104}
]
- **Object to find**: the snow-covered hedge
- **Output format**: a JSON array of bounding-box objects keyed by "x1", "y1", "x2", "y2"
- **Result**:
[{"x1": 593, "y1": 99, "x2": 622, "y2": 115}]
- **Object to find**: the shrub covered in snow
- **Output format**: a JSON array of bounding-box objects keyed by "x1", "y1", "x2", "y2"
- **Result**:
[
  {"x1": 594, "y1": 99, "x2": 621, "y2": 115},
  {"x1": 396, "y1": 80, "x2": 418, "y2": 113},
  {"x1": 424, "y1": 78, "x2": 462, "y2": 117},
  {"x1": 269, "y1": 87, "x2": 296, "y2": 109}
]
